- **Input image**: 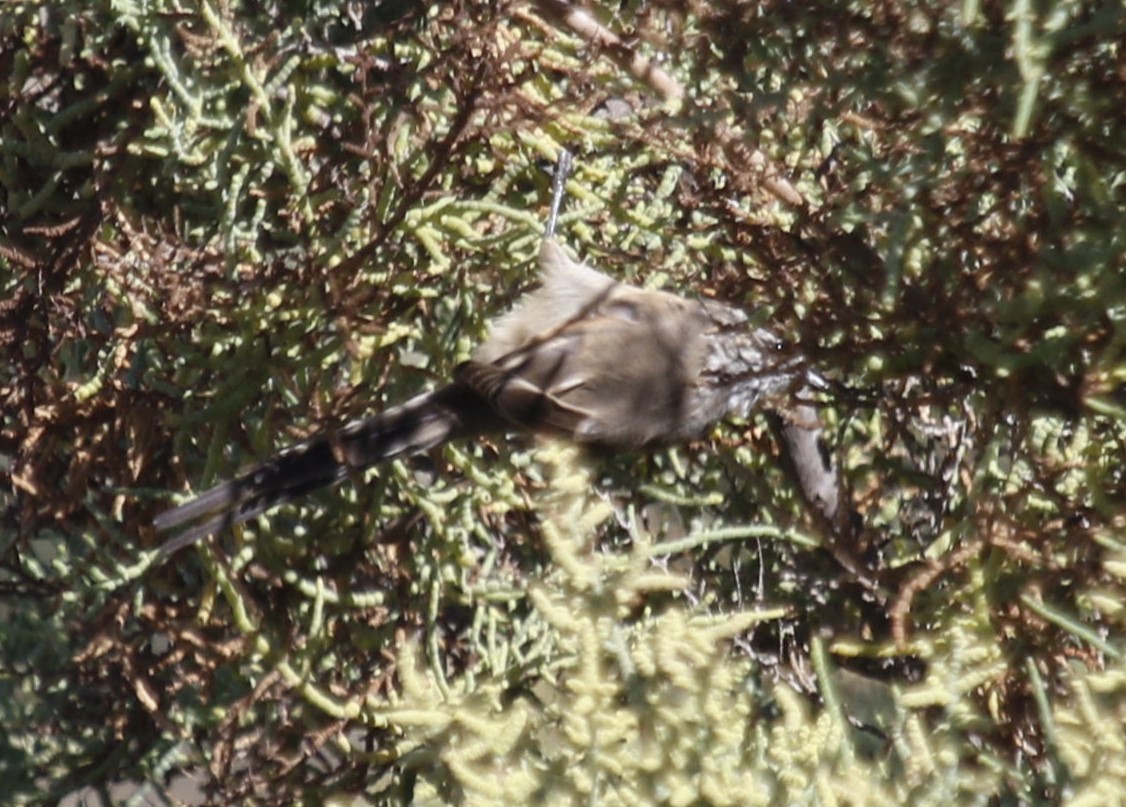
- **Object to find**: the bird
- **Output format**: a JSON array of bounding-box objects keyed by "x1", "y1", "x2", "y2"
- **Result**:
[{"x1": 153, "y1": 156, "x2": 814, "y2": 557}]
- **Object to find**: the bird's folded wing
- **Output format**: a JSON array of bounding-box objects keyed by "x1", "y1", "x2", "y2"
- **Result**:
[{"x1": 455, "y1": 360, "x2": 592, "y2": 438}]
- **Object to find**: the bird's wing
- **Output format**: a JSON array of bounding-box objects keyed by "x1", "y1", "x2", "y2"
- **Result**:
[{"x1": 454, "y1": 359, "x2": 593, "y2": 438}]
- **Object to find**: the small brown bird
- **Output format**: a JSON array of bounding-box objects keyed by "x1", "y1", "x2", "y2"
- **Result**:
[{"x1": 153, "y1": 157, "x2": 814, "y2": 556}]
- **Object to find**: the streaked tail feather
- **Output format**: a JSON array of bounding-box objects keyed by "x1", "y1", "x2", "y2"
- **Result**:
[{"x1": 153, "y1": 384, "x2": 490, "y2": 556}]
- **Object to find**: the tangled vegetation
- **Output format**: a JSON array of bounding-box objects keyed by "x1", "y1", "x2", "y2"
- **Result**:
[{"x1": 1, "y1": 0, "x2": 1123, "y2": 803}]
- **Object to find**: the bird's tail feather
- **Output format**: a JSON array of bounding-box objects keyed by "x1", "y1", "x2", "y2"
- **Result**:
[{"x1": 153, "y1": 384, "x2": 488, "y2": 556}]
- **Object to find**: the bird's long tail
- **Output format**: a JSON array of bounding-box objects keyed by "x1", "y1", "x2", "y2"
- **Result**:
[{"x1": 153, "y1": 384, "x2": 491, "y2": 556}]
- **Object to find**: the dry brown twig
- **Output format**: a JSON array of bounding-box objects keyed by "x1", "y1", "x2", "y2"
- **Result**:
[{"x1": 531, "y1": 0, "x2": 807, "y2": 209}]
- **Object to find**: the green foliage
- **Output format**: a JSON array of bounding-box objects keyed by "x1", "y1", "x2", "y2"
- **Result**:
[
  {"x1": 1, "y1": 0, "x2": 1124, "y2": 804},
  {"x1": 364, "y1": 445, "x2": 782, "y2": 804}
]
